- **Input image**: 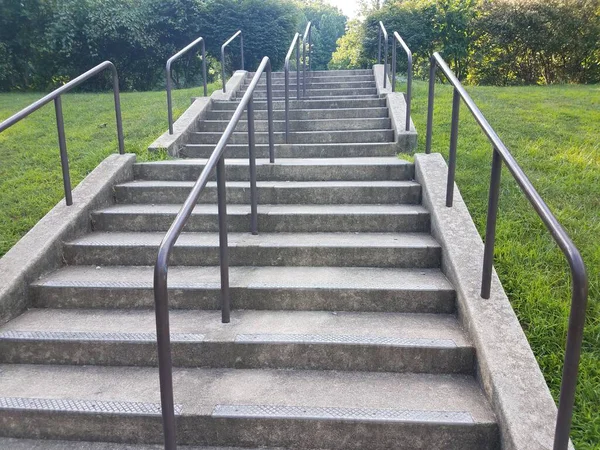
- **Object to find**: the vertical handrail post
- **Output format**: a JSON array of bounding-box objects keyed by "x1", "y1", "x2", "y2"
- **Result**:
[
  {"x1": 240, "y1": 33, "x2": 244, "y2": 71},
  {"x1": 284, "y1": 33, "x2": 300, "y2": 144},
  {"x1": 296, "y1": 38, "x2": 301, "y2": 100},
  {"x1": 153, "y1": 253, "x2": 177, "y2": 450},
  {"x1": 406, "y1": 53, "x2": 412, "y2": 132},
  {"x1": 392, "y1": 39, "x2": 397, "y2": 92},
  {"x1": 201, "y1": 41, "x2": 208, "y2": 97},
  {"x1": 285, "y1": 61, "x2": 290, "y2": 144},
  {"x1": 446, "y1": 88, "x2": 460, "y2": 207},
  {"x1": 309, "y1": 26, "x2": 312, "y2": 71},
  {"x1": 221, "y1": 31, "x2": 243, "y2": 94},
  {"x1": 302, "y1": 22, "x2": 312, "y2": 98},
  {"x1": 216, "y1": 156, "x2": 231, "y2": 324},
  {"x1": 110, "y1": 69, "x2": 125, "y2": 154},
  {"x1": 377, "y1": 22, "x2": 388, "y2": 89},
  {"x1": 247, "y1": 94, "x2": 258, "y2": 235},
  {"x1": 481, "y1": 147, "x2": 502, "y2": 299},
  {"x1": 166, "y1": 37, "x2": 208, "y2": 134},
  {"x1": 425, "y1": 57, "x2": 437, "y2": 154},
  {"x1": 378, "y1": 27, "x2": 382, "y2": 63},
  {"x1": 266, "y1": 64, "x2": 275, "y2": 163},
  {"x1": 53, "y1": 96, "x2": 73, "y2": 206}
]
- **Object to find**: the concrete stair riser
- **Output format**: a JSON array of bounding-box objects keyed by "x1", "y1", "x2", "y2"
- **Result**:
[
  {"x1": 114, "y1": 181, "x2": 422, "y2": 205},
  {"x1": 198, "y1": 118, "x2": 392, "y2": 133},
  {"x1": 30, "y1": 265, "x2": 456, "y2": 314},
  {"x1": 181, "y1": 143, "x2": 399, "y2": 159},
  {"x1": 62, "y1": 233, "x2": 442, "y2": 268},
  {"x1": 240, "y1": 90, "x2": 379, "y2": 100},
  {"x1": 91, "y1": 206, "x2": 430, "y2": 234},
  {"x1": 241, "y1": 81, "x2": 376, "y2": 90},
  {"x1": 206, "y1": 107, "x2": 390, "y2": 121},
  {"x1": 188, "y1": 130, "x2": 395, "y2": 145},
  {"x1": 0, "y1": 339, "x2": 473, "y2": 374},
  {"x1": 248, "y1": 69, "x2": 374, "y2": 77},
  {"x1": 212, "y1": 98, "x2": 386, "y2": 110},
  {"x1": 132, "y1": 159, "x2": 414, "y2": 182}
]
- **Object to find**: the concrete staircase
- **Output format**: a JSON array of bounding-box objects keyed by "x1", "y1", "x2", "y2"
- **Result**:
[{"x1": 0, "y1": 69, "x2": 499, "y2": 449}]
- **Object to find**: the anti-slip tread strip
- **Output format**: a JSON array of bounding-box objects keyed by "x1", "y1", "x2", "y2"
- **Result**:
[
  {"x1": 235, "y1": 334, "x2": 456, "y2": 348},
  {"x1": 0, "y1": 331, "x2": 204, "y2": 343},
  {"x1": 0, "y1": 397, "x2": 182, "y2": 415},
  {"x1": 212, "y1": 405, "x2": 474, "y2": 424}
]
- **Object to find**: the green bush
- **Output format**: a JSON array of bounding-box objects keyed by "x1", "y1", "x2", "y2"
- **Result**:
[{"x1": 332, "y1": 0, "x2": 600, "y2": 85}]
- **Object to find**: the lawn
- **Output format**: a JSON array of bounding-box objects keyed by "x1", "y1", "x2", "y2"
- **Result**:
[
  {"x1": 0, "y1": 79, "x2": 599, "y2": 448},
  {"x1": 0, "y1": 81, "x2": 219, "y2": 256},
  {"x1": 406, "y1": 80, "x2": 599, "y2": 449}
]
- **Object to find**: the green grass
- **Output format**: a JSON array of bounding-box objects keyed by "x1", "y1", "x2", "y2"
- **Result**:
[
  {"x1": 406, "y1": 80, "x2": 600, "y2": 449},
  {"x1": 0, "y1": 82, "x2": 219, "y2": 256},
  {"x1": 0, "y1": 79, "x2": 598, "y2": 448}
]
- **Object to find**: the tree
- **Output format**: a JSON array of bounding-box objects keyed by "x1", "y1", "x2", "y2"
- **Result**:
[{"x1": 329, "y1": 20, "x2": 369, "y2": 69}]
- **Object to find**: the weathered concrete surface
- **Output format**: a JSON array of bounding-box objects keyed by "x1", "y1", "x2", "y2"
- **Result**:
[
  {"x1": 373, "y1": 64, "x2": 392, "y2": 96},
  {"x1": 0, "y1": 365, "x2": 498, "y2": 448},
  {"x1": 0, "y1": 154, "x2": 135, "y2": 325},
  {"x1": 373, "y1": 64, "x2": 417, "y2": 152},
  {"x1": 414, "y1": 153, "x2": 570, "y2": 450},
  {"x1": 211, "y1": 70, "x2": 247, "y2": 102},
  {"x1": 148, "y1": 97, "x2": 211, "y2": 157},
  {"x1": 0, "y1": 438, "x2": 277, "y2": 449}
]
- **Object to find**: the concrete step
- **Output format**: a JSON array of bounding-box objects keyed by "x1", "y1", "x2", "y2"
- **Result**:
[
  {"x1": 132, "y1": 158, "x2": 413, "y2": 182},
  {"x1": 206, "y1": 107, "x2": 389, "y2": 121},
  {"x1": 92, "y1": 204, "x2": 430, "y2": 233},
  {"x1": 0, "y1": 365, "x2": 498, "y2": 448},
  {"x1": 213, "y1": 98, "x2": 386, "y2": 110},
  {"x1": 181, "y1": 143, "x2": 397, "y2": 159},
  {"x1": 198, "y1": 117, "x2": 392, "y2": 133},
  {"x1": 31, "y1": 265, "x2": 456, "y2": 313},
  {"x1": 188, "y1": 130, "x2": 394, "y2": 145},
  {"x1": 239, "y1": 88, "x2": 379, "y2": 99},
  {"x1": 242, "y1": 81, "x2": 376, "y2": 90},
  {"x1": 114, "y1": 180, "x2": 422, "y2": 205},
  {"x1": 247, "y1": 75, "x2": 376, "y2": 86},
  {"x1": 249, "y1": 69, "x2": 374, "y2": 77},
  {"x1": 62, "y1": 232, "x2": 441, "y2": 268},
  {"x1": 0, "y1": 439, "x2": 262, "y2": 450},
  {"x1": 0, "y1": 309, "x2": 474, "y2": 373}
]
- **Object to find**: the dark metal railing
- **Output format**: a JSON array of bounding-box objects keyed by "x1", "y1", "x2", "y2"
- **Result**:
[
  {"x1": 391, "y1": 31, "x2": 412, "y2": 131},
  {"x1": 166, "y1": 37, "x2": 208, "y2": 135},
  {"x1": 221, "y1": 30, "x2": 244, "y2": 93},
  {"x1": 425, "y1": 52, "x2": 588, "y2": 450},
  {"x1": 0, "y1": 61, "x2": 124, "y2": 206},
  {"x1": 153, "y1": 56, "x2": 274, "y2": 450},
  {"x1": 284, "y1": 32, "x2": 301, "y2": 144},
  {"x1": 302, "y1": 21, "x2": 314, "y2": 97},
  {"x1": 377, "y1": 21, "x2": 389, "y2": 89}
]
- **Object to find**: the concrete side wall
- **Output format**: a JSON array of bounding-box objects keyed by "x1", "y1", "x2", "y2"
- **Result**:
[
  {"x1": 373, "y1": 64, "x2": 417, "y2": 152},
  {"x1": 415, "y1": 153, "x2": 569, "y2": 450},
  {"x1": 0, "y1": 154, "x2": 136, "y2": 325},
  {"x1": 149, "y1": 70, "x2": 248, "y2": 157}
]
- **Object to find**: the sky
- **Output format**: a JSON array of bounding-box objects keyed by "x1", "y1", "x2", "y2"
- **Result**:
[{"x1": 324, "y1": 0, "x2": 361, "y2": 18}]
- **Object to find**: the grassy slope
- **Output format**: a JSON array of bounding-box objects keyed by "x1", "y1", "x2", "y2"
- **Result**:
[
  {"x1": 0, "y1": 82, "x2": 219, "y2": 256},
  {"x1": 406, "y1": 80, "x2": 599, "y2": 449},
  {"x1": 0, "y1": 80, "x2": 598, "y2": 448}
]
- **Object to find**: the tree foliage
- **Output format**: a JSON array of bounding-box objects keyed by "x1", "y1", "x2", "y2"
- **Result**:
[
  {"x1": 331, "y1": 0, "x2": 600, "y2": 85},
  {"x1": 0, "y1": 0, "x2": 344, "y2": 92}
]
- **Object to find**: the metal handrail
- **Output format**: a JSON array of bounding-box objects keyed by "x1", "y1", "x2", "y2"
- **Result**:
[
  {"x1": 391, "y1": 32, "x2": 412, "y2": 131},
  {"x1": 377, "y1": 21, "x2": 389, "y2": 89},
  {"x1": 425, "y1": 52, "x2": 588, "y2": 450},
  {"x1": 0, "y1": 61, "x2": 124, "y2": 206},
  {"x1": 302, "y1": 21, "x2": 314, "y2": 97},
  {"x1": 284, "y1": 33, "x2": 301, "y2": 144},
  {"x1": 153, "y1": 56, "x2": 274, "y2": 450},
  {"x1": 221, "y1": 30, "x2": 244, "y2": 93},
  {"x1": 166, "y1": 36, "x2": 208, "y2": 134}
]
